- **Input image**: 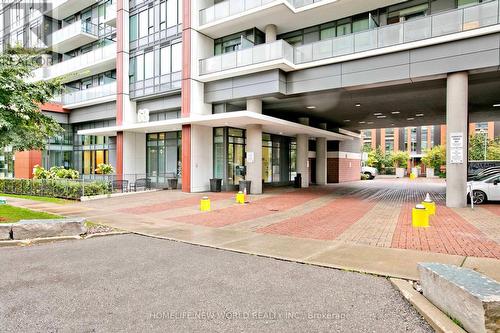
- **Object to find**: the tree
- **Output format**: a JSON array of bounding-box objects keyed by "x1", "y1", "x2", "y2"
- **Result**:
[
  {"x1": 421, "y1": 145, "x2": 446, "y2": 171},
  {"x1": 366, "y1": 146, "x2": 391, "y2": 170},
  {"x1": 487, "y1": 138, "x2": 500, "y2": 160},
  {"x1": 390, "y1": 151, "x2": 410, "y2": 169},
  {"x1": 469, "y1": 132, "x2": 489, "y2": 161},
  {"x1": 0, "y1": 47, "x2": 64, "y2": 151}
]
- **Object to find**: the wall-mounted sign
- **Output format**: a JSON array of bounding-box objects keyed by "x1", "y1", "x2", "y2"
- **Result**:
[
  {"x1": 246, "y1": 152, "x2": 254, "y2": 163},
  {"x1": 137, "y1": 108, "x2": 150, "y2": 123},
  {"x1": 449, "y1": 132, "x2": 464, "y2": 164}
]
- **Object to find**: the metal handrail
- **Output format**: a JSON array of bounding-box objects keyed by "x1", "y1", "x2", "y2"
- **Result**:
[{"x1": 199, "y1": 0, "x2": 499, "y2": 74}]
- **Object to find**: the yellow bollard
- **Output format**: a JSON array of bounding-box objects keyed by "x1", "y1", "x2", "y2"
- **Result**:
[
  {"x1": 421, "y1": 193, "x2": 436, "y2": 215},
  {"x1": 200, "y1": 196, "x2": 211, "y2": 211},
  {"x1": 412, "y1": 204, "x2": 429, "y2": 228},
  {"x1": 409, "y1": 173, "x2": 416, "y2": 180},
  {"x1": 236, "y1": 191, "x2": 245, "y2": 204}
]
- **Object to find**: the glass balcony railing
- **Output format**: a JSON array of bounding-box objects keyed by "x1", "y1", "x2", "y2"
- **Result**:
[
  {"x1": 200, "y1": 39, "x2": 293, "y2": 75},
  {"x1": 199, "y1": 0, "x2": 324, "y2": 25},
  {"x1": 62, "y1": 82, "x2": 117, "y2": 106},
  {"x1": 101, "y1": 3, "x2": 117, "y2": 26},
  {"x1": 200, "y1": 1, "x2": 500, "y2": 74},
  {"x1": 32, "y1": 43, "x2": 116, "y2": 81},
  {"x1": 50, "y1": 20, "x2": 98, "y2": 47}
]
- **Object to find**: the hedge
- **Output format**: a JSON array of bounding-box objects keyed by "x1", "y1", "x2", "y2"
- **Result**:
[{"x1": 0, "y1": 178, "x2": 111, "y2": 200}]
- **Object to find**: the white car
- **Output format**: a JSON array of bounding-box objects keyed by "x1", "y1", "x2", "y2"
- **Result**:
[
  {"x1": 467, "y1": 173, "x2": 500, "y2": 204},
  {"x1": 361, "y1": 166, "x2": 378, "y2": 179}
]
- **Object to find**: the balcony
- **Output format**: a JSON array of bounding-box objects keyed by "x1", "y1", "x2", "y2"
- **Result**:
[
  {"x1": 45, "y1": 0, "x2": 99, "y2": 20},
  {"x1": 199, "y1": 1, "x2": 500, "y2": 79},
  {"x1": 101, "y1": 3, "x2": 117, "y2": 27},
  {"x1": 62, "y1": 82, "x2": 117, "y2": 109},
  {"x1": 200, "y1": 39, "x2": 294, "y2": 76},
  {"x1": 33, "y1": 43, "x2": 116, "y2": 83},
  {"x1": 49, "y1": 21, "x2": 99, "y2": 54}
]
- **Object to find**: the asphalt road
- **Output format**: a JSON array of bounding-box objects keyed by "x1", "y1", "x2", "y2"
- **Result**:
[{"x1": 0, "y1": 234, "x2": 432, "y2": 332}]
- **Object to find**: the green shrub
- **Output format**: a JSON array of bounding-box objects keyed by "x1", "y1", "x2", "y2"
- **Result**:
[
  {"x1": 0, "y1": 178, "x2": 111, "y2": 200},
  {"x1": 390, "y1": 151, "x2": 410, "y2": 169},
  {"x1": 422, "y1": 145, "x2": 446, "y2": 172},
  {"x1": 32, "y1": 165, "x2": 79, "y2": 180},
  {"x1": 95, "y1": 163, "x2": 114, "y2": 175}
]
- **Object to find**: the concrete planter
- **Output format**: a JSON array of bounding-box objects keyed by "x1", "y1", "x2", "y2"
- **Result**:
[
  {"x1": 426, "y1": 168, "x2": 435, "y2": 178},
  {"x1": 396, "y1": 168, "x2": 405, "y2": 178}
]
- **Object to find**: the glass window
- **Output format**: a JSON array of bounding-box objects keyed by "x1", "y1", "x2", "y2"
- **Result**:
[
  {"x1": 353, "y1": 17, "x2": 369, "y2": 32},
  {"x1": 136, "y1": 54, "x2": 144, "y2": 81},
  {"x1": 167, "y1": 0, "x2": 177, "y2": 28},
  {"x1": 148, "y1": 7, "x2": 155, "y2": 34},
  {"x1": 160, "y1": 46, "x2": 171, "y2": 75},
  {"x1": 139, "y1": 10, "x2": 148, "y2": 38},
  {"x1": 144, "y1": 51, "x2": 154, "y2": 79},
  {"x1": 320, "y1": 27, "x2": 335, "y2": 40},
  {"x1": 160, "y1": 1, "x2": 166, "y2": 30},
  {"x1": 171, "y1": 43, "x2": 182, "y2": 72}
]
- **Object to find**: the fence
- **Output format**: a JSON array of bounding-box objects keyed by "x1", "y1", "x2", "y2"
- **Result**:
[{"x1": 0, "y1": 173, "x2": 180, "y2": 200}]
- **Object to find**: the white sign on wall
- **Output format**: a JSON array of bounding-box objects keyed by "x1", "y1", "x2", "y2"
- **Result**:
[
  {"x1": 246, "y1": 152, "x2": 254, "y2": 163},
  {"x1": 137, "y1": 109, "x2": 150, "y2": 123},
  {"x1": 449, "y1": 132, "x2": 464, "y2": 164}
]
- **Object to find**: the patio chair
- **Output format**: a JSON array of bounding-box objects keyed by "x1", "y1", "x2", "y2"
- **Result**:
[{"x1": 111, "y1": 179, "x2": 129, "y2": 193}]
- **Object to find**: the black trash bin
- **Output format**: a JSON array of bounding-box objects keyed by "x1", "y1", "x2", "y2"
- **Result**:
[
  {"x1": 167, "y1": 178, "x2": 178, "y2": 190},
  {"x1": 239, "y1": 180, "x2": 252, "y2": 194},
  {"x1": 294, "y1": 173, "x2": 302, "y2": 188},
  {"x1": 210, "y1": 178, "x2": 222, "y2": 192}
]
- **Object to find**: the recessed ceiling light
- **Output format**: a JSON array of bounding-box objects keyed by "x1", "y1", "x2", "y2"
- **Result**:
[
  {"x1": 493, "y1": 104, "x2": 500, "y2": 107},
  {"x1": 391, "y1": 123, "x2": 395, "y2": 126},
  {"x1": 343, "y1": 119, "x2": 351, "y2": 122},
  {"x1": 416, "y1": 113, "x2": 424, "y2": 117},
  {"x1": 374, "y1": 113, "x2": 383, "y2": 116},
  {"x1": 279, "y1": 132, "x2": 283, "y2": 135},
  {"x1": 367, "y1": 121, "x2": 374, "y2": 124},
  {"x1": 407, "y1": 117, "x2": 415, "y2": 121},
  {"x1": 355, "y1": 103, "x2": 361, "y2": 107},
  {"x1": 391, "y1": 111, "x2": 400, "y2": 114},
  {"x1": 377, "y1": 115, "x2": 387, "y2": 119},
  {"x1": 359, "y1": 121, "x2": 366, "y2": 124},
  {"x1": 306, "y1": 106, "x2": 316, "y2": 109}
]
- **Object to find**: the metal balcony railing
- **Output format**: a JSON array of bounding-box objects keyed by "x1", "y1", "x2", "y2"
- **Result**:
[
  {"x1": 32, "y1": 43, "x2": 116, "y2": 81},
  {"x1": 62, "y1": 82, "x2": 117, "y2": 106},
  {"x1": 200, "y1": 39, "x2": 293, "y2": 75},
  {"x1": 199, "y1": 0, "x2": 325, "y2": 25},
  {"x1": 199, "y1": 0, "x2": 500, "y2": 75},
  {"x1": 50, "y1": 20, "x2": 98, "y2": 46}
]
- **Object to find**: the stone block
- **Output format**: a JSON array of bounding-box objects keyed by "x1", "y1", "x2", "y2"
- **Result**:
[
  {"x1": 0, "y1": 224, "x2": 12, "y2": 240},
  {"x1": 12, "y1": 218, "x2": 87, "y2": 240},
  {"x1": 418, "y1": 263, "x2": 500, "y2": 333}
]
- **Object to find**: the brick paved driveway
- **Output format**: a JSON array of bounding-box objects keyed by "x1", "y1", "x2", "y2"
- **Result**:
[{"x1": 76, "y1": 178, "x2": 500, "y2": 259}]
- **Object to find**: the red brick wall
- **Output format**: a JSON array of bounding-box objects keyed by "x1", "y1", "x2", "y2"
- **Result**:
[
  {"x1": 327, "y1": 158, "x2": 361, "y2": 183},
  {"x1": 14, "y1": 150, "x2": 42, "y2": 179}
]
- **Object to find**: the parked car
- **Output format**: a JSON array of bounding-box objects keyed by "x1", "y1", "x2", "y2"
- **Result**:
[
  {"x1": 361, "y1": 165, "x2": 378, "y2": 179},
  {"x1": 468, "y1": 166, "x2": 500, "y2": 181},
  {"x1": 467, "y1": 173, "x2": 500, "y2": 204}
]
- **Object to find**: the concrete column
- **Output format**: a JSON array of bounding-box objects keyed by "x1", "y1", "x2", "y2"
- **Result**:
[
  {"x1": 446, "y1": 72, "x2": 468, "y2": 208},
  {"x1": 316, "y1": 137, "x2": 327, "y2": 185},
  {"x1": 246, "y1": 125, "x2": 263, "y2": 194},
  {"x1": 247, "y1": 99, "x2": 262, "y2": 114},
  {"x1": 246, "y1": 99, "x2": 263, "y2": 194},
  {"x1": 296, "y1": 134, "x2": 309, "y2": 188},
  {"x1": 265, "y1": 24, "x2": 277, "y2": 43}
]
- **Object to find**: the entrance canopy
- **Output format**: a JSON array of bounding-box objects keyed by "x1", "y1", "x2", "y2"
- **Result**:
[{"x1": 77, "y1": 111, "x2": 355, "y2": 141}]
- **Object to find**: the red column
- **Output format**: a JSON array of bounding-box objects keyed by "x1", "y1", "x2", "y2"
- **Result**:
[
  {"x1": 181, "y1": 0, "x2": 192, "y2": 192},
  {"x1": 14, "y1": 151, "x2": 42, "y2": 179},
  {"x1": 115, "y1": 0, "x2": 125, "y2": 177}
]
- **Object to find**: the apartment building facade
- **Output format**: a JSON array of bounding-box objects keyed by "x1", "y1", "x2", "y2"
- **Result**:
[{"x1": 1, "y1": 0, "x2": 500, "y2": 207}]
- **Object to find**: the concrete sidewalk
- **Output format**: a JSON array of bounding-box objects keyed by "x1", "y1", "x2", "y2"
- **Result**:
[{"x1": 4, "y1": 187, "x2": 499, "y2": 282}]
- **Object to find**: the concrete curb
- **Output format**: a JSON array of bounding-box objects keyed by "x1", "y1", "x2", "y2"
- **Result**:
[
  {"x1": 80, "y1": 190, "x2": 160, "y2": 201},
  {"x1": 85, "y1": 231, "x2": 129, "y2": 239},
  {"x1": 390, "y1": 278, "x2": 467, "y2": 333},
  {"x1": 0, "y1": 232, "x2": 130, "y2": 247},
  {"x1": 127, "y1": 231, "x2": 405, "y2": 279}
]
